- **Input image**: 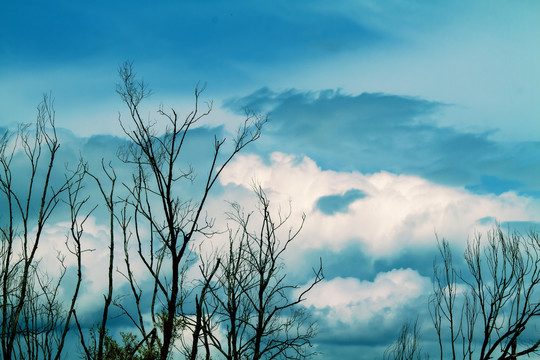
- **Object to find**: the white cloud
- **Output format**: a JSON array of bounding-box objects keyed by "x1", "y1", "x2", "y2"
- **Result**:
[
  {"x1": 296, "y1": 268, "x2": 431, "y2": 325},
  {"x1": 33, "y1": 216, "x2": 157, "y2": 316},
  {"x1": 220, "y1": 152, "x2": 540, "y2": 257}
]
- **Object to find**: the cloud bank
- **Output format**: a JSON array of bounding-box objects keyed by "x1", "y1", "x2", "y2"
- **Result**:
[
  {"x1": 225, "y1": 89, "x2": 540, "y2": 196},
  {"x1": 220, "y1": 152, "x2": 540, "y2": 258}
]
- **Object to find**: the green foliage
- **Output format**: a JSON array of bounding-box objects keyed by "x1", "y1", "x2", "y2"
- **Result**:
[{"x1": 86, "y1": 326, "x2": 160, "y2": 360}]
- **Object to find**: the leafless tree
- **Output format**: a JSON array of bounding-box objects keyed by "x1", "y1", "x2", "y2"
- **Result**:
[
  {"x1": 383, "y1": 319, "x2": 426, "y2": 360},
  {"x1": 429, "y1": 238, "x2": 459, "y2": 360},
  {"x1": 429, "y1": 225, "x2": 540, "y2": 360},
  {"x1": 0, "y1": 94, "x2": 87, "y2": 360},
  {"x1": 2, "y1": 65, "x2": 322, "y2": 360},
  {"x1": 114, "y1": 61, "x2": 266, "y2": 360},
  {"x1": 72, "y1": 160, "x2": 121, "y2": 360},
  {"x1": 198, "y1": 185, "x2": 324, "y2": 360}
]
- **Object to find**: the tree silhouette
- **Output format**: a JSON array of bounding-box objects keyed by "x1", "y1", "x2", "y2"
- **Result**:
[
  {"x1": 386, "y1": 225, "x2": 540, "y2": 360},
  {"x1": 0, "y1": 94, "x2": 87, "y2": 360},
  {"x1": 0, "y1": 64, "x2": 323, "y2": 360},
  {"x1": 196, "y1": 185, "x2": 324, "y2": 360}
]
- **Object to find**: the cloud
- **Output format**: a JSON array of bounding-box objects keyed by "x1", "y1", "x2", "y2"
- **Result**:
[
  {"x1": 220, "y1": 152, "x2": 540, "y2": 257},
  {"x1": 225, "y1": 89, "x2": 540, "y2": 196},
  {"x1": 0, "y1": 121, "x2": 241, "y2": 321},
  {"x1": 248, "y1": 1, "x2": 540, "y2": 144},
  {"x1": 32, "y1": 217, "x2": 148, "y2": 317},
  {"x1": 296, "y1": 268, "x2": 432, "y2": 358},
  {"x1": 301, "y1": 269, "x2": 430, "y2": 323}
]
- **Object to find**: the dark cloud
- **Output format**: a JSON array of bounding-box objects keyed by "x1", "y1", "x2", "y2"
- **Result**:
[
  {"x1": 0, "y1": 122, "x2": 234, "y2": 230},
  {"x1": 373, "y1": 248, "x2": 439, "y2": 279},
  {"x1": 0, "y1": 127, "x2": 83, "y2": 226},
  {"x1": 309, "y1": 297, "x2": 431, "y2": 360},
  {"x1": 298, "y1": 242, "x2": 438, "y2": 284},
  {"x1": 296, "y1": 243, "x2": 374, "y2": 282},
  {"x1": 225, "y1": 88, "x2": 540, "y2": 197}
]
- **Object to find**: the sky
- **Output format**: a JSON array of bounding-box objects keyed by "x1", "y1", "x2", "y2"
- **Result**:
[{"x1": 1, "y1": 0, "x2": 540, "y2": 358}]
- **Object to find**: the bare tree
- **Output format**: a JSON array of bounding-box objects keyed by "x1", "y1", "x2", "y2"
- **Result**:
[
  {"x1": 2, "y1": 65, "x2": 322, "y2": 360},
  {"x1": 429, "y1": 225, "x2": 540, "y2": 360},
  {"x1": 199, "y1": 185, "x2": 324, "y2": 360},
  {"x1": 0, "y1": 94, "x2": 87, "y2": 360},
  {"x1": 429, "y1": 237, "x2": 459, "y2": 360},
  {"x1": 114, "y1": 61, "x2": 266, "y2": 360},
  {"x1": 72, "y1": 160, "x2": 121, "y2": 360},
  {"x1": 383, "y1": 319, "x2": 426, "y2": 360}
]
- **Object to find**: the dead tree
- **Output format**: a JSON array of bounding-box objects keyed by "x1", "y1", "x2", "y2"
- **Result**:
[
  {"x1": 429, "y1": 226, "x2": 540, "y2": 360},
  {"x1": 200, "y1": 186, "x2": 324, "y2": 360},
  {"x1": 0, "y1": 95, "x2": 87, "y2": 360},
  {"x1": 383, "y1": 319, "x2": 426, "y2": 360},
  {"x1": 74, "y1": 161, "x2": 119, "y2": 360},
  {"x1": 115, "y1": 61, "x2": 265, "y2": 360}
]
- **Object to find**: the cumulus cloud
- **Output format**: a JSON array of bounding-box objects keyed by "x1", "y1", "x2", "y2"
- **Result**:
[
  {"x1": 295, "y1": 268, "x2": 433, "y2": 358},
  {"x1": 220, "y1": 152, "x2": 540, "y2": 257},
  {"x1": 299, "y1": 268, "x2": 431, "y2": 325},
  {"x1": 33, "y1": 217, "x2": 147, "y2": 316}
]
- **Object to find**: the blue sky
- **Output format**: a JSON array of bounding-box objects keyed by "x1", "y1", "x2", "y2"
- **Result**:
[{"x1": 1, "y1": 1, "x2": 540, "y2": 358}]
